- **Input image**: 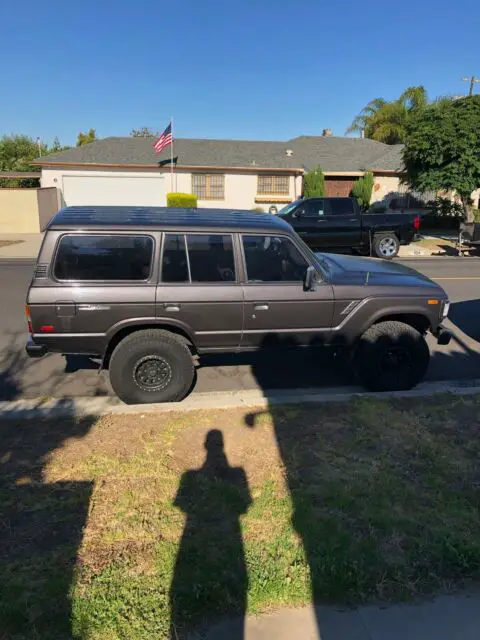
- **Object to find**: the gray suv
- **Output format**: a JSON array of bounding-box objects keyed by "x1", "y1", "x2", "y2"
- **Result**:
[{"x1": 26, "y1": 206, "x2": 451, "y2": 404}]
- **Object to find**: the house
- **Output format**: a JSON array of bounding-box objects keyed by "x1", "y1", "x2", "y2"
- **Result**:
[{"x1": 34, "y1": 134, "x2": 406, "y2": 212}]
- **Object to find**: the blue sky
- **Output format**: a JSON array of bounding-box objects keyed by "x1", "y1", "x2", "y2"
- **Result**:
[{"x1": 1, "y1": 0, "x2": 479, "y2": 145}]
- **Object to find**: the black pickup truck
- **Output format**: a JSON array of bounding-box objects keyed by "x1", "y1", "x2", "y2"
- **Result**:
[{"x1": 277, "y1": 197, "x2": 421, "y2": 259}]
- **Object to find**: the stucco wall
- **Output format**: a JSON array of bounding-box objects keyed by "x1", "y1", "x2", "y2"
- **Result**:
[
  {"x1": 0, "y1": 189, "x2": 40, "y2": 233},
  {"x1": 41, "y1": 167, "x2": 300, "y2": 211},
  {"x1": 371, "y1": 175, "x2": 401, "y2": 204}
]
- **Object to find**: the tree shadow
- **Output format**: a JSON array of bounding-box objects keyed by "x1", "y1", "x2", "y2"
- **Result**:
[
  {"x1": 243, "y1": 327, "x2": 473, "y2": 636},
  {"x1": 0, "y1": 330, "x2": 109, "y2": 401},
  {"x1": 0, "y1": 401, "x2": 96, "y2": 638},
  {"x1": 170, "y1": 429, "x2": 252, "y2": 639}
]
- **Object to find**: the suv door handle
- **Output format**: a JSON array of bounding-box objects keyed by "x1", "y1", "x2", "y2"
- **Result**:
[
  {"x1": 254, "y1": 303, "x2": 269, "y2": 311},
  {"x1": 164, "y1": 304, "x2": 180, "y2": 312}
]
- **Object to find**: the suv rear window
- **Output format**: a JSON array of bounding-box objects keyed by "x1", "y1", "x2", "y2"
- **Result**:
[{"x1": 54, "y1": 235, "x2": 154, "y2": 281}]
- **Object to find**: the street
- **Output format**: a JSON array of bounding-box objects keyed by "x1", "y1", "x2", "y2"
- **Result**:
[{"x1": 1, "y1": 257, "x2": 480, "y2": 401}]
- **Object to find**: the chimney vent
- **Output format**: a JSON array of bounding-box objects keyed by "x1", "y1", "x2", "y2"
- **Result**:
[{"x1": 322, "y1": 128, "x2": 333, "y2": 137}]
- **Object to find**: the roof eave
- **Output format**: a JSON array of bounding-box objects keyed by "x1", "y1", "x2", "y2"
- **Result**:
[{"x1": 33, "y1": 161, "x2": 305, "y2": 173}]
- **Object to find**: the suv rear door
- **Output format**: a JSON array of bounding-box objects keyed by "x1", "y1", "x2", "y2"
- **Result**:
[
  {"x1": 317, "y1": 198, "x2": 362, "y2": 248},
  {"x1": 240, "y1": 234, "x2": 334, "y2": 348},
  {"x1": 157, "y1": 233, "x2": 243, "y2": 351}
]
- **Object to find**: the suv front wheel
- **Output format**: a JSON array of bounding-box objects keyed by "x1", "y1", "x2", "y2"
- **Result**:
[
  {"x1": 354, "y1": 320, "x2": 430, "y2": 391},
  {"x1": 109, "y1": 329, "x2": 194, "y2": 404}
]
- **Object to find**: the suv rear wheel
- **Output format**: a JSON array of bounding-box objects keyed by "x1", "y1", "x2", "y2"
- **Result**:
[
  {"x1": 109, "y1": 329, "x2": 194, "y2": 404},
  {"x1": 354, "y1": 320, "x2": 430, "y2": 391},
  {"x1": 373, "y1": 233, "x2": 399, "y2": 259}
]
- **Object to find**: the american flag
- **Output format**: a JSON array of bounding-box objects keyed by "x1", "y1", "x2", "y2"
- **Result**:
[{"x1": 153, "y1": 122, "x2": 172, "y2": 154}]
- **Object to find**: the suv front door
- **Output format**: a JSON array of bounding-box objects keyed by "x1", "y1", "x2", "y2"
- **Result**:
[
  {"x1": 240, "y1": 234, "x2": 334, "y2": 349},
  {"x1": 157, "y1": 233, "x2": 244, "y2": 351}
]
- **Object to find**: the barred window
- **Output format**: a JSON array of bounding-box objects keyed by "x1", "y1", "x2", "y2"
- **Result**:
[
  {"x1": 257, "y1": 175, "x2": 290, "y2": 195},
  {"x1": 192, "y1": 174, "x2": 225, "y2": 200}
]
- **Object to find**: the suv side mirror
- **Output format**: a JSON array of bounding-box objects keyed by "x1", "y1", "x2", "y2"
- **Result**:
[
  {"x1": 292, "y1": 208, "x2": 304, "y2": 219},
  {"x1": 304, "y1": 265, "x2": 317, "y2": 291}
]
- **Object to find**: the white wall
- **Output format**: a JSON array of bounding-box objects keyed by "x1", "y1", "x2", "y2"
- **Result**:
[
  {"x1": 41, "y1": 167, "x2": 300, "y2": 211},
  {"x1": 371, "y1": 175, "x2": 401, "y2": 204}
]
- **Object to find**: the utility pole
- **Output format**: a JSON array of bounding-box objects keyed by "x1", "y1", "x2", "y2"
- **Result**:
[
  {"x1": 462, "y1": 75, "x2": 480, "y2": 96},
  {"x1": 36, "y1": 137, "x2": 42, "y2": 157}
]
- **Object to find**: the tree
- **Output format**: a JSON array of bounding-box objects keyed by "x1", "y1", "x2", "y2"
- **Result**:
[
  {"x1": 403, "y1": 95, "x2": 480, "y2": 221},
  {"x1": 351, "y1": 172, "x2": 374, "y2": 210},
  {"x1": 50, "y1": 136, "x2": 71, "y2": 153},
  {"x1": 130, "y1": 127, "x2": 159, "y2": 137},
  {"x1": 0, "y1": 134, "x2": 48, "y2": 187},
  {"x1": 303, "y1": 167, "x2": 325, "y2": 197},
  {"x1": 76, "y1": 129, "x2": 97, "y2": 146},
  {"x1": 347, "y1": 86, "x2": 429, "y2": 144}
]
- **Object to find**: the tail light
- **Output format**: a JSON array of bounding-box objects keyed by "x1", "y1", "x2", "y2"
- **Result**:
[
  {"x1": 25, "y1": 305, "x2": 32, "y2": 334},
  {"x1": 413, "y1": 215, "x2": 421, "y2": 231}
]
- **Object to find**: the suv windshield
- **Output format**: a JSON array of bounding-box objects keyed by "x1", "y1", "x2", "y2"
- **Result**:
[{"x1": 277, "y1": 200, "x2": 302, "y2": 216}]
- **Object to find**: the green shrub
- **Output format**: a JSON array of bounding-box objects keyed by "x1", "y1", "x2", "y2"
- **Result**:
[
  {"x1": 351, "y1": 172, "x2": 374, "y2": 211},
  {"x1": 303, "y1": 167, "x2": 325, "y2": 197},
  {"x1": 167, "y1": 192, "x2": 198, "y2": 208},
  {"x1": 426, "y1": 197, "x2": 464, "y2": 217}
]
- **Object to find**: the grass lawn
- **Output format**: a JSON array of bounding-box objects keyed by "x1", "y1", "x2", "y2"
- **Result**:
[{"x1": 1, "y1": 394, "x2": 480, "y2": 638}]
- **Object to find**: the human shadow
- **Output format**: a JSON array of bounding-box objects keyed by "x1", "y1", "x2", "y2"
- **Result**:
[
  {"x1": 0, "y1": 402, "x2": 95, "y2": 638},
  {"x1": 170, "y1": 429, "x2": 252, "y2": 639}
]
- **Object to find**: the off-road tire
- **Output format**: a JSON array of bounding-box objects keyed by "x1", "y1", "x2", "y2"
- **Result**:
[
  {"x1": 109, "y1": 329, "x2": 194, "y2": 404},
  {"x1": 354, "y1": 320, "x2": 430, "y2": 391},
  {"x1": 372, "y1": 233, "x2": 400, "y2": 259}
]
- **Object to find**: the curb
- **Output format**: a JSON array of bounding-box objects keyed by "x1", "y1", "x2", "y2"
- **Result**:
[{"x1": 1, "y1": 380, "x2": 480, "y2": 420}]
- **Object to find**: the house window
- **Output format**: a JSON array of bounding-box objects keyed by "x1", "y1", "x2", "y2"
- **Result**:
[
  {"x1": 192, "y1": 174, "x2": 225, "y2": 200},
  {"x1": 257, "y1": 175, "x2": 290, "y2": 196}
]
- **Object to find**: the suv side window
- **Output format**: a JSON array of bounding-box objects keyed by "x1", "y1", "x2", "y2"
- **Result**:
[
  {"x1": 54, "y1": 235, "x2": 153, "y2": 281},
  {"x1": 242, "y1": 235, "x2": 309, "y2": 283},
  {"x1": 161, "y1": 233, "x2": 236, "y2": 283}
]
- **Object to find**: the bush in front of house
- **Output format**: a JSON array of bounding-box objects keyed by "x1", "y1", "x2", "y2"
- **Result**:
[
  {"x1": 167, "y1": 193, "x2": 198, "y2": 208},
  {"x1": 351, "y1": 172, "x2": 374, "y2": 211},
  {"x1": 303, "y1": 167, "x2": 325, "y2": 197},
  {"x1": 421, "y1": 197, "x2": 463, "y2": 230}
]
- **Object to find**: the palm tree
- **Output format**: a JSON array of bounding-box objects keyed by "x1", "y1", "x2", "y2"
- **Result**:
[{"x1": 347, "y1": 86, "x2": 428, "y2": 144}]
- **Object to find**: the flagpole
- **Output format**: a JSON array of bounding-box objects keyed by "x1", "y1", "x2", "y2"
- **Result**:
[{"x1": 170, "y1": 117, "x2": 174, "y2": 192}]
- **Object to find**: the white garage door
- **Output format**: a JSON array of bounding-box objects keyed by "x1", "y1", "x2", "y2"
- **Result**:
[{"x1": 63, "y1": 174, "x2": 167, "y2": 206}]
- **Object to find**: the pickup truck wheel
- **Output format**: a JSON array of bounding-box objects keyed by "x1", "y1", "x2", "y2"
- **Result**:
[
  {"x1": 355, "y1": 321, "x2": 430, "y2": 391},
  {"x1": 109, "y1": 329, "x2": 194, "y2": 404},
  {"x1": 373, "y1": 233, "x2": 399, "y2": 259}
]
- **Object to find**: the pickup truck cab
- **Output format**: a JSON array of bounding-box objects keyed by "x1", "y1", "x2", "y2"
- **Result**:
[
  {"x1": 26, "y1": 206, "x2": 449, "y2": 404},
  {"x1": 278, "y1": 197, "x2": 421, "y2": 259}
]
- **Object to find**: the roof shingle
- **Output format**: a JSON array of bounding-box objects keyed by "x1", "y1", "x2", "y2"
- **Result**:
[{"x1": 35, "y1": 136, "x2": 404, "y2": 172}]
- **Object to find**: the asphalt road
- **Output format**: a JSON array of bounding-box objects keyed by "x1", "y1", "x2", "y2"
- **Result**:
[{"x1": 1, "y1": 257, "x2": 480, "y2": 401}]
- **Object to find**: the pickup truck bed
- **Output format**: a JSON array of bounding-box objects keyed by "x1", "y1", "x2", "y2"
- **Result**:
[{"x1": 278, "y1": 197, "x2": 420, "y2": 259}]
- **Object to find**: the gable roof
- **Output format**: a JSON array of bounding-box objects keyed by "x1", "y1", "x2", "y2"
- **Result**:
[{"x1": 35, "y1": 135, "x2": 404, "y2": 173}]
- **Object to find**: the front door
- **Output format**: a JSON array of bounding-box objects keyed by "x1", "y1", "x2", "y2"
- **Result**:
[
  {"x1": 240, "y1": 234, "x2": 334, "y2": 349},
  {"x1": 156, "y1": 233, "x2": 244, "y2": 351}
]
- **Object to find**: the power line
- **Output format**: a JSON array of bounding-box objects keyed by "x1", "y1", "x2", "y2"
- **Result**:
[{"x1": 462, "y1": 76, "x2": 480, "y2": 96}]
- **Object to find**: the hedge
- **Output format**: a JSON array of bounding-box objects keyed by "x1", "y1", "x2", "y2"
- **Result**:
[{"x1": 167, "y1": 192, "x2": 198, "y2": 208}]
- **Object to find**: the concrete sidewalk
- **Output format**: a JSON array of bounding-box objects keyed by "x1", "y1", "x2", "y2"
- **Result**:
[
  {"x1": 201, "y1": 592, "x2": 480, "y2": 639},
  {"x1": 0, "y1": 233, "x2": 42, "y2": 258}
]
